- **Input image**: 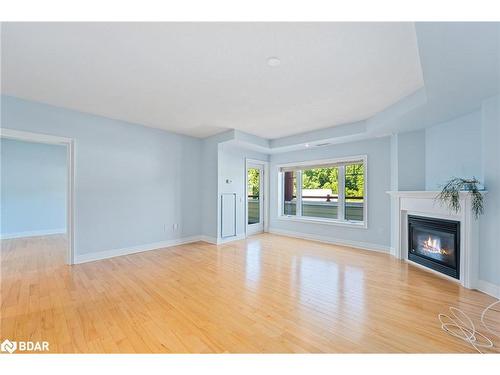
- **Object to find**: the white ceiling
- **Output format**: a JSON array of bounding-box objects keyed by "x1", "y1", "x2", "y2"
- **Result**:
[{"x1": 1, "y1": 22, "x2": 424, "y2": 139}]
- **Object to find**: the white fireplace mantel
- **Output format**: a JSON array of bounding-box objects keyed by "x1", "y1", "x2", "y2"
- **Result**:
[{"x1": 387, "y1": 190, "x2": 485, "y2": 289}]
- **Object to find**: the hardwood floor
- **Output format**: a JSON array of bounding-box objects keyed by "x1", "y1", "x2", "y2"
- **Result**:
[{"x1": 1, "y1": 233, "x2": 499, "y2": 353}]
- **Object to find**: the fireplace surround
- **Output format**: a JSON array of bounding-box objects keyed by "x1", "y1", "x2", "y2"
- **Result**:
[
  {"x1": 387, "y1": 191, "x2": 484, "y2": 290},
  {"x1": 408, "y1": 215, "x2": 460, "y2": 279}
]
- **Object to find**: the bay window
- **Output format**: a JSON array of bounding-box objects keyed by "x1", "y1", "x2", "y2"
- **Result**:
[{"x1": 279, "y1": 156, "x2": 366, "y2": 226}]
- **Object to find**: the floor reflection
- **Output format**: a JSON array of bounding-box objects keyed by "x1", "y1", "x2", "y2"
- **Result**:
[
  {"x1": 291, "y1": 254, "x2": 366, "y2": 333},
  {"x1": 298, "y1": 256, "x2": 340, "y2": 314},
  {"x1": 343, "y1": 265, "x2": 365, "y2": 313},
  {"x1": 245, "y1": 241, "x2": 261, "y2": 288}
]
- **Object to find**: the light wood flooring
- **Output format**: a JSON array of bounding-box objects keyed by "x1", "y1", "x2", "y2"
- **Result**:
[{"x1": 1, "y1": 233, "x2": 499, "y2": 353}]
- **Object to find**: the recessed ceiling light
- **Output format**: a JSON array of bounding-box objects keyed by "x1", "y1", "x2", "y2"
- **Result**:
[
  {"x1": 267, "y1": 57, "x2": 281, "y2": 67},
  {"x1": 305, "y1": 143, "x2": 310, "y2": 148}
]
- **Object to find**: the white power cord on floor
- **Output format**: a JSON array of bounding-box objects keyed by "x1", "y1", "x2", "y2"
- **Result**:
[{"x1": 438, "y1": 299, "x2": 500, "y2": 353}]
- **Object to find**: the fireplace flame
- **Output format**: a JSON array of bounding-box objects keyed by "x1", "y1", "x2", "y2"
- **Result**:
[{"x1": 422, "y1": 235, "x2": 450, "y2": 256}]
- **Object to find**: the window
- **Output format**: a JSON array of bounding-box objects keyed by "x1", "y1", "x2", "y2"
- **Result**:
[
  {"x1": 344, "y1": 163, "x2": 364, "y2": 222},
  {"x1": 301, "y1": 167, "x2": 339, "y2": 219},
  {"x1": 280, "y1": 156, "x2": 366, "y2": 226}
]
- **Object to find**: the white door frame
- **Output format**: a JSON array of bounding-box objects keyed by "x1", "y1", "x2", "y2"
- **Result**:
[
  {"x1": 0, "y1": 128, "x2": 76, "y2": 265},
  {"x1": 245, "y1": 158, "x2": 269, "y2": 236}
]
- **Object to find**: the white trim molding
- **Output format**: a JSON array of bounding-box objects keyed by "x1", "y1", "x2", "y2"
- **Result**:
[
  {"x1": 74, "y1": 235, "x2": 255, "y2": 264},
  {"x1": 75, "y1": 234, "x2": 260, "y2": 264},
  {"x1": 199, "y1": 235, "x2": 218, "y2": 244},
  {"x1": 74, "y1": 236, "x2": 205, "y2": 264},
  {"x1": 476, "y1": 279, "x2": 500, "y2": 299},
  {"x1": 0, "y1": 228, "x2": 66, "y2": 240},
  {"x1": 276, "y1": 215, "x2": 367, "y2": 228},
  {"x1": 275, "y1": 154, "x2": 367, "y2": 170},
  {"x1": 217, "y1": 233, "x2": 246, "y2": 245},
  {"x1": 268, "y1": 227, "x2": 390, "y2": 253},
  {"x1": 0, "y1": 128, "x2": 73, "y2": 145}
]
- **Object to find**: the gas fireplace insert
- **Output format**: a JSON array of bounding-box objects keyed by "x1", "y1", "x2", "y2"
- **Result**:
[{"x1": 408, "y1": 215, "x2": 460, "y2": 279}]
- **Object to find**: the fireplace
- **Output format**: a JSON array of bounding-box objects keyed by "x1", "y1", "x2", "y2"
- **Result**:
[{"x1": 408, "y1": 215, "x2": 460, "y2": 279}]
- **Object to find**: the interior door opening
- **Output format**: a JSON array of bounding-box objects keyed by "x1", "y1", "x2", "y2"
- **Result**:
[{"x1": 0, "y1": 129, "x2": 75, "y2": 264}]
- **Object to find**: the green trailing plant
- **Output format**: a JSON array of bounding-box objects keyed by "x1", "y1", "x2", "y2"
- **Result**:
[{"x1": 436, "y1": 177, "x2": 484, "y2": 219}]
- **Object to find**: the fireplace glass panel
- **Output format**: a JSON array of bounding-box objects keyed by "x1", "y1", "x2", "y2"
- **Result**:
[
  {"x1": 410, "y1": 227, "x2": 456, "y2": 268},
  {"x1": 408, "y1": 215, "x2": 460, "y2": 279}
]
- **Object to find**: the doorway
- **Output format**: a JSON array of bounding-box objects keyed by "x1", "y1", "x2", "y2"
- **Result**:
[
  {"x1": 246, "y1": 159, "x2": 268, "y2": 236},
  {"x1": 0, "y1": 128, "x2": 75, "y2": 264}
]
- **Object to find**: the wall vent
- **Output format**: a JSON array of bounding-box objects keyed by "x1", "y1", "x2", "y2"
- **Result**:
[{"x1": 313, "y1": 142, "x2": 332, "y2": 147}]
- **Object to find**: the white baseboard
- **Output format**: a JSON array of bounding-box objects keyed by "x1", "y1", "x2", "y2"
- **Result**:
[
  {"x1": 199, "y1": 235, "x2": 218, "y2": 244},
  {"x1": 74, "y1": 233, "x2": 252, "y2": 264},
  {"x1": 196, "y1": 233, "x2": 247, "y2": 245},
  {"x1": 217, "y1": 233, "x2": 246, "y2": 244},
  {"x1": 0, "y1": 228, "x2": 66, "y2": 240},
  {"x1": 74, "y1": 235, "x2": 204, "y2": 264},
  {"x1": 476, "y1": 279, "x2": 500, "y2": 299},
  {"x1": 268, "y1": 227, "x2": 391, "y2": 253}
]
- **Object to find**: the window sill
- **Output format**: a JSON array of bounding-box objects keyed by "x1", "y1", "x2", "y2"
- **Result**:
[{"x1": 277, "y1": 215, "x2": 367, "y2": 229}]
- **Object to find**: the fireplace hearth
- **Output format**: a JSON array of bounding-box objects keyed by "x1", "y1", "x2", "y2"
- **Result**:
[{"x1": 408, "y1": 215, "x2": 460, "y2": 279}]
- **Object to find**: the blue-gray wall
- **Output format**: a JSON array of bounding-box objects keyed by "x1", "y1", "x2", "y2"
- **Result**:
[
  {"x1": 479, "y1": 96, "x2": 500, "y2": 287},
  {"x1": 1, "y1": 96, "x2": 202, "y2": 256},
  {"x1": 200, "y1": 130, "x2": 235, "y2": 241},
  {"x1": 425, "y1": 110, "x2": 483, "y2": 190},
  {"x1": 269, "y1": 137, "x2": 392, "y2": 251},
  {"x1": 397, "y1": 130, "x2": 426, "y2": 191},
  {"x1": 200, "y1": 136, "x2": 219, "y2": 240},
  {"x1": 1, "y1": 138, "x2": 67, "y2": 237}
]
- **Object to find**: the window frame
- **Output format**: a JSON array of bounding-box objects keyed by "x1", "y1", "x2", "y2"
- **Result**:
[{"x1": 277, "y1": 155, "x2": 367, "y2": 228}]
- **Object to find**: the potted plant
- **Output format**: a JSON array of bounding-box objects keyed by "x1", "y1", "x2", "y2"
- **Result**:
[{"x1": 436, "y1": 177, "x2": 484, "y2": 219}]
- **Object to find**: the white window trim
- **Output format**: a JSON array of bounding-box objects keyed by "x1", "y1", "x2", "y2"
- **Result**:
[
  {"x1": 337, "y1": 165, "x2": 346, "y2": 222},
  {"x1": 277, "y1": 155, "x2": 368, "y2": 229},
  {"x1": 296, "y1": 170, "x2": 302, "y2": 216}
]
